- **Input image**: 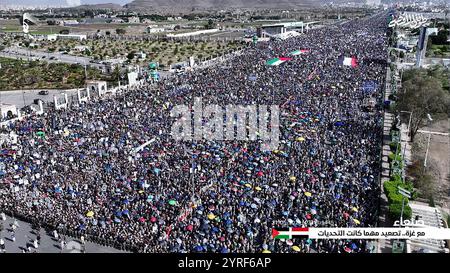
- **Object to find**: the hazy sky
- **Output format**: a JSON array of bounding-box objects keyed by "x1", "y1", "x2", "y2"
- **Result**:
[{"x1": 4, "y1": 0, "x2": 132, "y2": 6}]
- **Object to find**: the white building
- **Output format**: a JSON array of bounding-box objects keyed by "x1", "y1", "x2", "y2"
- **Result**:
[
  {"x1": 110, "y1": 18, "x2": 124, "y2": 23},
  {"x1": 146, "y1": 27, "x2": 165, "y2": 34},
  {"x1": 366, "y1": 0, "x2": 381, "y2": 6},
  {"x1": 73, "y1": 45, "x2": 89, "y2": 52},
  {"x1": 63, "y1": 20, "x2": 79, "y2": 26},
  {"x1": 0, "y1": 103, "x2": 17, "y2": 119},
  {"x1": 56, "y1": 34, "x2": 87, "y2": 41},
  {"x1": 134, "y1": 52, "x2": 147, "y2": 60},
  {"x1": 128, "y1": 17, "x2": 140, "y2": 24}
]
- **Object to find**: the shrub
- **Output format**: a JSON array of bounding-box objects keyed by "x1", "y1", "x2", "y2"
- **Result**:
[
  {"x1": 389, "y1": 202, "x2": 412, "y2": 220},
  {"x1": 389, "y1": 141, "x2": 400, "y2": 152},
  {"x1": 388, "y1": 152, "x2": 402, "y2": 162}
]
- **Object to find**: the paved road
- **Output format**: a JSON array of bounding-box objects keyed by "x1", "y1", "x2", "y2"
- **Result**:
[
  {"x1": 0, "y1": 89, "x2": 79, "y2": 109},
  {"x1": 1, "y1": 47, "x2": 105, "y2": 70},
  {"x1": 0, "y1": 215, "x2": 126, "y2": 253}
]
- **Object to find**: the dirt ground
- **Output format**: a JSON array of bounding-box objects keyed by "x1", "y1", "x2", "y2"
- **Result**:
[{"x1": 412, "y1": 118, "x2": 450, "y2": 215}]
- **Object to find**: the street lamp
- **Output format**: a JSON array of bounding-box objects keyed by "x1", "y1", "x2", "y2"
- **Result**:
[{"x1": 423, "y1": 114, "x2": 433, "y2": 168}]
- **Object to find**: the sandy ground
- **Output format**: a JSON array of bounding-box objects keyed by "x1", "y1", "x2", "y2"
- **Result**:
[{"x1": 413, "y1": 118, "x2": 450, "y2": 216}]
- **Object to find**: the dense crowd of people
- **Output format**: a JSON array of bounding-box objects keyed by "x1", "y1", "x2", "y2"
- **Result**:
[{"x1": 0, "y1": 13, "x2": 388, "y2": 253}]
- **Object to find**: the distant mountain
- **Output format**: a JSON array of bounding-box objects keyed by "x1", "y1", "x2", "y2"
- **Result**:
[
  {"x1": 124, "y1": 0, "x2": 321, "y2": 11},
  {"x1": 72, "y1": 3, "x2": 124, "y2": 10}
]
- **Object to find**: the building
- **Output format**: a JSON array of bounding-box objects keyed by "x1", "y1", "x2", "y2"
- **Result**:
[
  {"x1": 110, "y1": 18, "x2": 124, "y2": 24},
  {"x1": 366, "y1": 0, "x2": 381, "y2": 7},
  {"x1": 73, "y1": 45, "x2": 89, "y2": 52},
  {"x1": 127, "y1": 17, "x2": 140, "y2": 24},
  {"x1": 407, "y1": 202, "x2": 449, "y2": 253},
  {"x1": 146, "y1": 26, "x2": 165, "y2": 34},
  {"x1": 0, "y1": 103, "x2": 17, "y2": 120},
  {"x1": 166, "y1": 29, "x2": 219, "y2": 38},
  {"x1": 134, "y1": 51, "x2": 147, "y2": 60},
  {"x1": 63, "y1": 20, "x2": 79, "y2": 26},
  {"x1": 55, "y1": 34, "x2": 87, "y2": 41}
]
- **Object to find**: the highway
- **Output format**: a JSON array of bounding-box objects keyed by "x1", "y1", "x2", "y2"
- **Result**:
[
  {"x1": 0, "y1": 46, "x2": 105, "y2": 70},
  {"x1": 0, "y1": 89, "x2": 80, "y2": 109}
]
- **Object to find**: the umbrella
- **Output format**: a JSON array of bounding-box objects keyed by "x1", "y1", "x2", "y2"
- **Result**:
[
  {"x1": 244, "y1": 183, "x2": 252, "y2": 188},
  {"x1": 255, "y1": 186, "x2": 262, "y2": 191},
  {"x1": 292, "y1": 245, "x2": 301, "y2": 252},
  {"x1": 286, "y1": 239, "x2": 293, "y2": 246},
  {"x1": 138, "y1": 217, "x2": 146, "y2": 223},
  {"x1": 36, "y1": 131, "x2": 45, "y2": 137},
  {"x1": 86, "y1": 211, "x2": 94, "y2": 217},
  {"x1": 352, "y1": 207, "x2": 358, "y2": 212},
  {"x1": 295, "y1": 137, "x2": 305, "y2": 142},
  {"x1": 221, "y1": 247, "x2": 229, "y2": 254},
  {"x1": 186, "y1": 224, "x2": 193, "y2": 231},
  {"x1": 353, "y1": 219, "x2": 361, "y2": 225},
  {"x1": 304, "y1": 192, "x2": 312, "y2": 197},
  {"x1": 168, "y1": 200, "x2": 177, "y2": 206},
  {"x1": 114, "y1": 218, "x2": 121, "y2": 223},
  {"x1": 289, "y1": 176, "x2": 296, "y2": 182},
  {"x1": 262, "y1": 250, "x2": 271, "y2": 253},
  {"x1": 194, "y1": 245, "x2": 203, "y2": 252},
  {"x1": 150, "y1": 217, "x2": 157, "y2": 223},
  {"x1": 207, "y1": 213, "x2": 215, "y2": 220}
]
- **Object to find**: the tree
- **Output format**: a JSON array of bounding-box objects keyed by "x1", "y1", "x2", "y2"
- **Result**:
[
  {"x1": 127, "y1": 51, "x2": 136, "y2": 60},
  {"x1": 205, "y1": 19, "x2": 215, "y2": 30},
  {"x1": 397, "y1": 69, "x2": 450, "y2": 141}
]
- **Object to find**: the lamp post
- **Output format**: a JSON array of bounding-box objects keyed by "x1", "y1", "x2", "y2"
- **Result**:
[
  {"x1": 423, "y1": 114, "x2": 433, "y2": 169},
  {"x1": 399, "y1": 110, "x2": 413, "y2": 176}
]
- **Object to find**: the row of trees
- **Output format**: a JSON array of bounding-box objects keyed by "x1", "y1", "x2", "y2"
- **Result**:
[{"x1": 396, "y1": 66, "x2": 450, "y2": 141}]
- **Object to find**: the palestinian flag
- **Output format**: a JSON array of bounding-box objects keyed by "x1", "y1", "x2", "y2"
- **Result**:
[
  {"x1": 290, "y1": 49, "x2": 309, "y2": 56},
  {"x1": 337, "y1": 56, "x2": 358, "y2": 68},
  {"x1": 272, "y1": 227, "x2": 309, "y2": 239},
  {"x1": 266, "y1": 57, "x2": 291, "y2": 66}
]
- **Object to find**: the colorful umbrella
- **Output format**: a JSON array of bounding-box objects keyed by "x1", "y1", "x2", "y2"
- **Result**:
[
  {"x1": 255, "y1": 186, "x2": 262, "y2": 191},
  {"x1": 292, "y1": 245, "x2": 301, "y2": 252},
  {"x1": 352, "y1": 207, "x2": 358, "y2": 212},
  {"x1": 207, "y1": 213, "x2": 215, "y2": 220},
  {"x1": 353, "y1": 219, "x2": 360, "y2": 225},
  {"x1": 168, "y1": 200, "x2": 177, "y2": 206},
  {"x1": 304, "y1": 192, "x2": 312, "y2": 197},
  {"x1": 262, "y1": 249, "x2": 271, "y2": 253},
  {"x1": 289, "y1": 176, "x2": 296, "y2": 182},
  {"x1": 86, "y1": 211, "x2": 94, "y2": 217},
  {"x1": 296, "y1": 137, "x2": 305, "y2": 142}
]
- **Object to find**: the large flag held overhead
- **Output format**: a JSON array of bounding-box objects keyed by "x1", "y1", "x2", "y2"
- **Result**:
[
  {"x1": 266, "y1": 57, "x2": 292, "y2": 66},
  {"x1": 290, "y1": 49, "x2": 310, "y2": 56},
  {"x1": 337, "y1": 56, "x2": 358, "y2": 68}
]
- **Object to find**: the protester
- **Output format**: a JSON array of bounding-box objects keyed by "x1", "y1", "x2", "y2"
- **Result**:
[{"x1": 0, "y1": 14, "x2": 388, "y2": 253}]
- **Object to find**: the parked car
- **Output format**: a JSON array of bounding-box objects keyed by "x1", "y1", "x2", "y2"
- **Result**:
[{"x1": 38, "y1": 90, "x2": 49, "y2": 95}]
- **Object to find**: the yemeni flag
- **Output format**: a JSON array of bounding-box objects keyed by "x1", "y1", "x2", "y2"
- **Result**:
[
  {"x1": 337, "y1": 56, "x2": 358, "y2": 68},
  {"x1": 272, "y1": 227, "x2": 309, "y2": 239},
  {"x1": 266, "y1": 57, "x2": 291, "y2": 66},
  {"x1": 290, "y1": 49, "x2": 309, "y2": 56}
]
